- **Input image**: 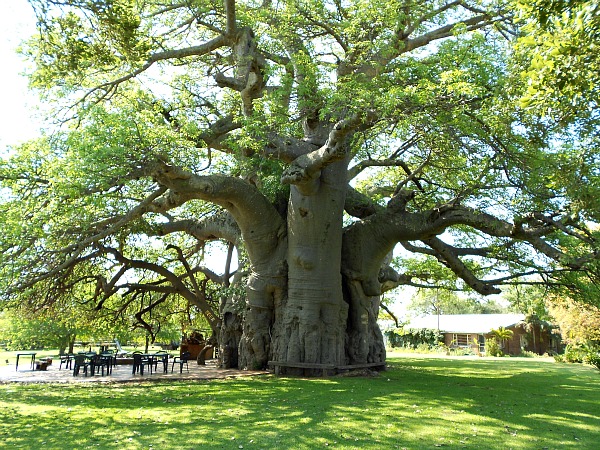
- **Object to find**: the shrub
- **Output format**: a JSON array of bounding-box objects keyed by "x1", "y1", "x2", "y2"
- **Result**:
[
  {"x1": 564, "y1": 344, "x2": 586, "y2": 363},
  {"x1": 485, "y1": 337, "x2": 503, "y2": 357},
  {"x1": 386, "y1": 327, "x2": 443, "y2": 350},
  {"x1": 415, "y1": 343, "x2": 432, "y2": 353},
  {"x1": 449, "y1": 346, "x2": 476, "y2": 356},
  {"x1": 586, "y1": 353, "x2": 600, "y2": 371}
]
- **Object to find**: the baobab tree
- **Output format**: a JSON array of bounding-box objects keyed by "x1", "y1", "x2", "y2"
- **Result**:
[{"x1": 1, "y1": 0, "x2": 599, "y2": 374}]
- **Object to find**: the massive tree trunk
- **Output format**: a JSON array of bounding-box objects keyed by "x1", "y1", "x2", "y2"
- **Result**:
[{"x1": 271, "y1": 161, "x2": 349, "y2": 369}]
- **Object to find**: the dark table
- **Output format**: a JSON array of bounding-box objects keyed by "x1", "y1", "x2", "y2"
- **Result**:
[
  {"x1": 91, "y1": 353, "x2": 114, "y2": 376},
  {"x1": 132, "y1": 353, "x2": 170, "y2": 375},
  {"x1": 151, "y1": 353, "x2": 170, "y2": 373},
  {"x1": 15, "y1": 352, "x2": 37, "y2": 371},
  {"x1": 59, "y1": 354, "x2": 75, "y2": 370}
]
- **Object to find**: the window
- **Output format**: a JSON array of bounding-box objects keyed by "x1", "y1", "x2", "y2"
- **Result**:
[{"x1": 452, "y1": 333, "x2": 472, "y2": 347}]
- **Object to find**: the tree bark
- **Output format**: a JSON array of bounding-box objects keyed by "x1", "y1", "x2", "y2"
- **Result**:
[
  {"x1": 344, "y1": 277, "x2": 387, "y2": 365},
  {"x1": 271, "y1": 161, "x2": 349, "y2": 372}
]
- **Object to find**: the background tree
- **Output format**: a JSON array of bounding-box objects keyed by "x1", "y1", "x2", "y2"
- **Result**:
[
  {"x1": 504, "y1": 284, "x2": 551, "y2": 320},
  {"x1": 1, "y1": 0, "x2": 599, "y2": 373},
  {"x1": 547, "y1": 296, "x2": 600, "y2": 347},
  {"x1": 0, "y1": 305, "x2": 95, "y2": 354},
  {"x1": 407, "y1": 289, "x2": 507, "y2": 317}
]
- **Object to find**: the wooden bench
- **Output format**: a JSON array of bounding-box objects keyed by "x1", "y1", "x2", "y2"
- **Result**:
[
  {"x1": 336, "y1": 362, "x2": 387, "y2": 371},
  {"x1": 268, "y1": 361, "x2": 386, "y2": 376}
]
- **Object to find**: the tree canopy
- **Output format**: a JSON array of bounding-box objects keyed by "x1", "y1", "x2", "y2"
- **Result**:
[
  {"x1": 1, "y1": 0, "x2": 599, "y2": 372},
  {"x1": 406, "y1": 289, "x2": 507, "y2": 317}
]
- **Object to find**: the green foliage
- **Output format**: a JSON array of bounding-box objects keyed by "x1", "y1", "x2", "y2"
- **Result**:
[
  {"x1": 485, "y1": 337, "x2": 503, "y2": 357},
  {"x1": 504, "y1": 284, "x2": 551, "y2": 319},
  {"x1": 547, "y1": 296, "x2": 600, "y2": 346},
  {"x1": 556, "y1": 342, "x2": 600, "y2": 369},
  {"x1": 407, "y1": 289, "x2": 507, "y2": 316},
  {"x1": 486, "y1": 327, "x2": 516, "y2": 357},
  {"x1": 586, "y1": 352, "x2": 600, "y2": 371},
  {"x1": 491, "y1": 326, "x2": 514, "y2": 342},
  {"x1": 564, "y1": 343, "x2": 587, "y2": 363},
  {"x1": 0, "y1": 308, "x2": 86, "y2": 352},
  {"x1": 387, "y1": 327, "x2": 442, "y2": 350},
  {"x1": 25, "y1": 0, "x2": 150, "y2": 95},
  {"x1": 519, "y1": 350, "x2": 540, "y2": 358},
  {"x1": 514, "y1": 0, "x2": 600, "y2": 132}
]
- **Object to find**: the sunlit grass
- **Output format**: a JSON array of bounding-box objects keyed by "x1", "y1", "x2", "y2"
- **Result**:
[{"x1": 1, "y1": 354, "x2": 598, "y2": 449}]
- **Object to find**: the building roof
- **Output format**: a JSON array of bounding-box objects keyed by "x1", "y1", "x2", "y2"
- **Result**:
[{"x1": 405, "y1": 314, "x2": 525, "y2": 334}]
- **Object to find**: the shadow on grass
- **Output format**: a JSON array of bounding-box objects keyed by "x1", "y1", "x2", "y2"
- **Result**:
[{"x1": 0, "y1": 356, "x2": 598, "y2": 449}]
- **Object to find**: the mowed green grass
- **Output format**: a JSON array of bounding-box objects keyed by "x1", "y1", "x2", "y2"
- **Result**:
[{"x1": 0, "y1": 354, "x2": 598, "y2": 449}]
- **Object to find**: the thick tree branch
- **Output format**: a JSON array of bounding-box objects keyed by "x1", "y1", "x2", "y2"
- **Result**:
[
  {"x1": 120, "y1": 283, "x2": 178, "y2": 295},
  {"x1": 338, "y1": 4, "x2": 506, "y2": 78},
  {"x1": 215, "y1": 27, "x2": 265, "y2": 116},
  {"x1": 379, "y1": 265, "x2": 417, "y2": 293},
  {"x1": 344, "y1": 186, "x2": 382, "y2": 219},
  {"x1": 347, "y1": 159, "x2": 411, "y2": 182},
  {"x1": 345, "y1": 131, "x2": 425, "y2": 183},
  {"x1": 148, "y1": 161, "x2": 287, "y2": 278},
  {"x1": 424, "y1": 206, "x2": 595, "y2": 268},
  {"x1": 281, "y1": 113, "x2": 375, "y2": 193},
  {"x1": 195, "y1": 115, "x2": 240, "y2": 150},
  {"x1": 423, "y1": 237, "x2": 501, "y2": 295},
  {"x1": 343, "y1": 190, "x2": 598, "y2": 296},
  {"x1": 404, "y1": 14, "x2": 497, "y2": 52},
  {"x1": 261, "y1": 134, "x2": 318, "y2": 163},
  {"x1": 100, "y1": 245, "x2": 221, "y2": 333},
  {"x1": 224, "y1": 0, "x2": 236, "y2": 35},
  {"x1": 400, "y1": 240, "x2": 501, "y2": 258},
  {"x1": 11, "y1": 186, "x2": 169, "y2": 292},
  {"x1": 156, "y1": 212, "x2": 241, "y2": 247}
]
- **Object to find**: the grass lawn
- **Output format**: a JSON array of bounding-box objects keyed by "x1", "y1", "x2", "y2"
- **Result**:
[{"x1": 0, "y1": 353, "x2": 598, "y2": 449}]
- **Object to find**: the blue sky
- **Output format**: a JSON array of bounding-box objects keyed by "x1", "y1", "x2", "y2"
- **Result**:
[{"x1": 0, "y1": 0, "x2": 40, "y2": 150}]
